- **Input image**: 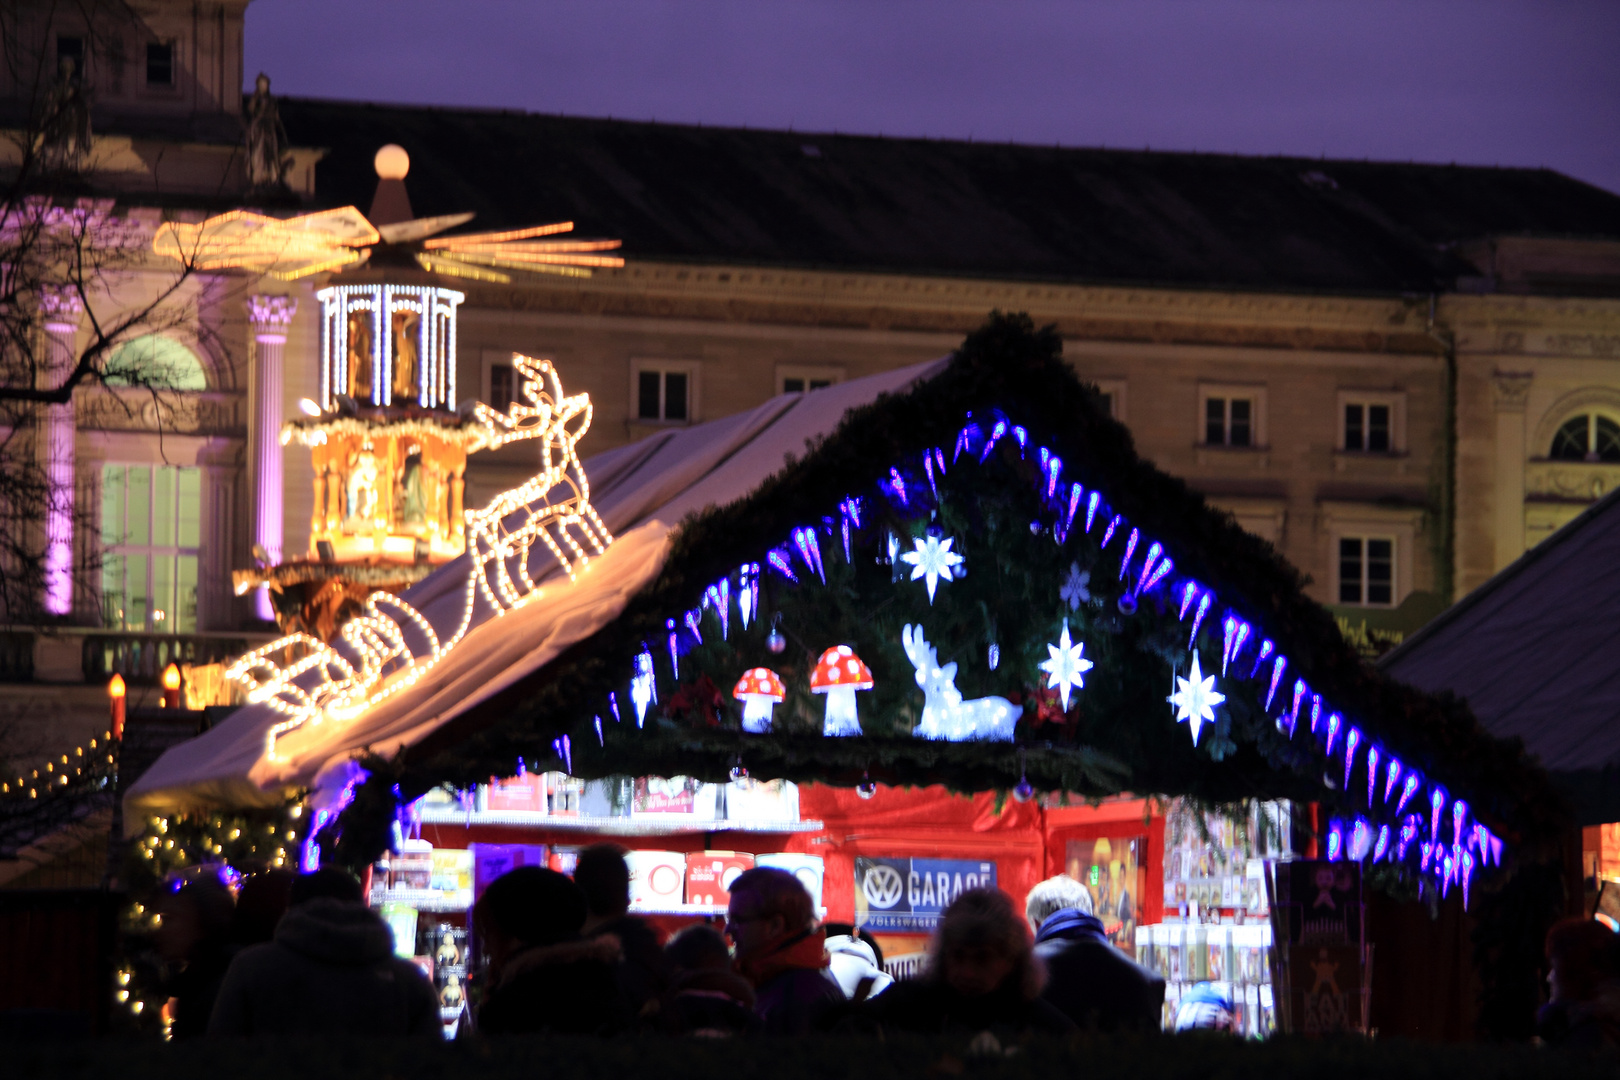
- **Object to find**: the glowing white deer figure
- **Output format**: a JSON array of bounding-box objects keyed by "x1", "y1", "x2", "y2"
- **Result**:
[{"x1": 900, "y1": 624, "x2": 1018, "y2": 742}]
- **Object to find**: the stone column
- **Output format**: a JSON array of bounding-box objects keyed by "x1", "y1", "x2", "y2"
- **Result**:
[
  {"x1": 39, "y1": 288, "x2": 82, "y2": 616},
  {"x1": 1491, "y1": 370, "x2": 1533, "y2": 571},
  {"x1": 248, "y1": 295, "x2": 297, "y2": 620}
]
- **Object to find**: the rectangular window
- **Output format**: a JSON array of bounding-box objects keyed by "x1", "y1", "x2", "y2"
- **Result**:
[
  {"x1": 1338, "y1": 536, "x2": 1394, "y2": 606},
  {"x1": 489, "y1": 363, "x2": 515, "y2": 414},
  {"x1": 56, "y1": 35, "x2": 84, "y2": 74},
  {"x1": 101, "y1": 464, "x2": 201, "y2": 632},
  {"x1": 1205, "y1": 396, "x2": 1255, "y2": 447},
  {"x1": 1344, "y1": 402, "x2": 1392, "y2": 453},
  {"x1": 776, "y1": 365, "x2": 844, "y2": 397},
  {"x1": 635, "y1": 366, "x2": 693, "y2": 423},
  {"x1": 145, "y1": 41, "x2": 173, "y2": 86},
  {"x1": 781, "y1": 377, "x2": 833, "y2": 394}
]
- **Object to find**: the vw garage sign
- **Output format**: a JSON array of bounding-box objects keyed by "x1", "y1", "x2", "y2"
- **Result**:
[{"x1": 853, "y1": 857, "x2": 998, "y2": 931}]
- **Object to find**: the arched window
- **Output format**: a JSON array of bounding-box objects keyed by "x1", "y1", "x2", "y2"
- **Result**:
[
  {"x1": 1549, "y1": 414, "x2": 1620, "y2": 462},
  {"x1": 104, "y1": 335, "x2": 207, "y2": 391}
]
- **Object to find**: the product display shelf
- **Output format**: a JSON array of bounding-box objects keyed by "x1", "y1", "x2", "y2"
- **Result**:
[
  {"x1": 417, "y1": 807, "x2": 823, "y2": 835},
  {"x1": 370, "y1": 886, "x2": 473, "y2": 913},
  {"x1": 628, "y1": 903, "x2": 829, "y2": 918}
]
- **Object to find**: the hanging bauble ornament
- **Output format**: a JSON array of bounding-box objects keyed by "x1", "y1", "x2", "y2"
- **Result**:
[
  {"x1": 1014, "y1": 779, "x2": 1035, "y2": 803},
  {"x1": 766, "y1": 617, "x2": 787, "y2": 654},
  {"x1": 856, "y1": 773, "x2": 877, "y2": 799}
]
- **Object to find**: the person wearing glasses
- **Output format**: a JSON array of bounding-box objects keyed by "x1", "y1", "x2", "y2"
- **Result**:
[{"x1": 725, "y1": 868, "x2": 843, "y2": 1034}]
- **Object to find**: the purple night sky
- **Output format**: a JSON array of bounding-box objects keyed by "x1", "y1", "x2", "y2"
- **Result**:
[{"x1": 246, "y1": 0, "x2": 1620, "y2": 196}]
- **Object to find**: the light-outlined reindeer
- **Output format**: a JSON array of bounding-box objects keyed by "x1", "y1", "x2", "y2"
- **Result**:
[{"x1": 901, "y1": 624, "x2": 1018, "y2": 742}]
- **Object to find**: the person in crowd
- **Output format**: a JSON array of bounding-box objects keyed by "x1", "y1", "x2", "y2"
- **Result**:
[
  {"x1": 574, "y1": 843, "x2": 671, "y2": 1023},
  {"x1": 821, "y1": 923, "x2": 893, "y2": 1002},
  {"x1": 726, "y1": 867, "x2": 844, "y2": 1034},
  {"x1": 662, "y1": 923, "x2": 760, "y2": 1036},
  {"x1": 156, "y1": 871, "x2": 238, "y2": 1040},
  {"x1": 230, "y1": 869, "x2": 293, "y2": 947},
  {"x1": 866, "y1": 887, "x2": 1073, "y2": 1037},
  {"x1": 1024, "y1": 874, "x2": 1164, "y2": 1031},
  {"x1": 475, "y1": 865, "x2": 626, "y2": 1035},
  {"x1": 208, "y1": 869, "x2": 440, "y2": 1037},
  {"x1": 1537, "y1": 917, "x2": 1620, "y2": 1050},
  {"x1": 288, "y1": 866, "x2": 366, "y2": 906},
  {"x1": 1172, "y1": 982, "x2": 1236, "y2": 1033}
]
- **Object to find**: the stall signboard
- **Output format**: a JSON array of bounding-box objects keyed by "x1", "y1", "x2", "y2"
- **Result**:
[{"x1": 854, "y1": 856, "x2": 997, "y2": 931}]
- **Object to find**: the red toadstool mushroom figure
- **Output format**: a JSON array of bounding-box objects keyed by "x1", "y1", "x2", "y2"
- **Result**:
[
  {"x1": 733, "y1": 667, "x2": 786, "y2": 733},
  {"x1": 811, "y1": 645, "x2": 874, "y2": 736}
]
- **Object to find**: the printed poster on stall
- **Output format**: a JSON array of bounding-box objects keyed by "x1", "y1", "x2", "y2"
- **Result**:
[{"x1": 853, "y1": 856, "x2": 996, "y2": 932}]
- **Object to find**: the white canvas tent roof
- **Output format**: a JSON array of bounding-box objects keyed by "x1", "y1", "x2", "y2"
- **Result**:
[
  {"x1": 1381, "y1": 487, "x2": 1620, "y2": 819},
  {"x1": 127, "y1": 358, "x2": 947, "y2": 816}
]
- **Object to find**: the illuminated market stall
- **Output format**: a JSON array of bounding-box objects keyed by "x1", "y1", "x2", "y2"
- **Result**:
[{"x1": 125, "y1": 316, "x2": 1569, "y2": 1040}]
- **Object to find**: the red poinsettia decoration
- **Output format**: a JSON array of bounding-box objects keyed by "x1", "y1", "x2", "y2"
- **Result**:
[
  {"x1": 668, "y1": 674, "x2": 726, "y2": 727},
  {"x1": 1028, "y1": 684, "x2": 1078, "y2": 731}
]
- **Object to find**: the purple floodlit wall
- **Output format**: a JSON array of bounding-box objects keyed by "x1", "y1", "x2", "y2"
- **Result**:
[
  {"x1": 41, "y1": 290, "x2": 82, "y2": 616},
  {"x1": 249, "y1": 296, "x2": 297, "y2": 621}
]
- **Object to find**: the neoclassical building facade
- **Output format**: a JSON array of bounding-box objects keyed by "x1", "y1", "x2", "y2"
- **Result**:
[{"x1": 0, "y1": 0, "x2": 1617, "y2": 763}]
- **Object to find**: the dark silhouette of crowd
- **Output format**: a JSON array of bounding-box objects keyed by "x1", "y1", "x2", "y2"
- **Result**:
[
  {"x1": 156, "y1": 854, "x2": 1159, "y2": 1040},
  {"x1": 155, "y1": 846, "x2": 1620, "y2": 1046}
]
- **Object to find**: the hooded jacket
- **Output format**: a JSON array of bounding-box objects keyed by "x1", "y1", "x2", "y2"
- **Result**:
[
  {"x1": 477, "y1": 934, "x2": 627, "y2": 1035},
  {"x1": 1032, "y1": 908, "x2": 1165, "y2": 1032},
  {"x1": 208, "y1": 899, "x2": 441, "y2": 1037},
  {"x1": 825, "y1": 934, "x2": 894, "y2": 1002}
]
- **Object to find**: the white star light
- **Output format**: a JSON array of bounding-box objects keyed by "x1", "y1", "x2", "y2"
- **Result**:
[
  {"x1": 901, "y1": 533, "x2": 964, "y2": 603},
  {"x1": 1170, "y1": 652, "x2": 1225, "y2": 746},
  {"x1": 1040, "y1": 618, "x2": 1094, "y2": 709}
]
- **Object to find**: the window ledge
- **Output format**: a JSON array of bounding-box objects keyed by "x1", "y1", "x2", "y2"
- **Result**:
[
  {"x1": 1331, "y1": 451, "x2": 1411, "y2": 477},
  {"x1": 1195, "y1": 445, "x2": 1269, "y2": 468}
]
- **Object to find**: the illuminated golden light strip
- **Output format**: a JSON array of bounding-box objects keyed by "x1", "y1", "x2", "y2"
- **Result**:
[
  {"x1": 443, "y1": 240, "x2": 624, "y2": 255},
  {"x1": 412, "y1": 254, "x2": 513, "y2": 284},
  {"x1": 448, "y1": 250, "x2": 625, "y2": 267},
  {"x1": 227, "y1": 356, "x2": 611, "y2": 762},
  {"x1": 421, "y1": 221, "x2": 576, "y2": 248},
  {"x1": 152, "y1": 208, "x2": 380, "y2": 278}
]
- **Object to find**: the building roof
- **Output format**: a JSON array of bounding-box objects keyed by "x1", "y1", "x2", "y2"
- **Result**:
[
  {"x1": 279, "y1": 97, "x2": 1620, "y2": 295},
  {"x1": 1381, "y1": 490, "x2": 1620, "y2": 822}
]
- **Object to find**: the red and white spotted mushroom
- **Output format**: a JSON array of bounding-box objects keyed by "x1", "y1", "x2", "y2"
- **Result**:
[
  {"x1": 733, "y1": 667, "x2": 786, "y2": 733},
  {"x1": 810, "y1": 645, "x2": 874, "y2": 736}
]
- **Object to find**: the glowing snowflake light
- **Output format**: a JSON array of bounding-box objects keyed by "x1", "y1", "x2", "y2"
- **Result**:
[
  {"x1": 900, "y1": 533, "x2": 963, "y2": 603},
  {"x1": 1040, "y1": 618, "x2": 1094, "y2": 710},
  {"x1": 1170, "y1": 652, "x2": 1225, "y2": 746},
  {"x1": 1059, "y1": 563, "x2": 1091, "y2": 611}
]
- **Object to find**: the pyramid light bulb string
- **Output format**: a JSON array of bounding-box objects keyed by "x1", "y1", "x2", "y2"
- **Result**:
[{"x1": 226, "y1": 357, "x2": 612, "y2": 761}]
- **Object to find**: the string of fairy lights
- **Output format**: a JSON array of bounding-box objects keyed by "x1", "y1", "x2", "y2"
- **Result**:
[
  {"x1": 226, "y1": 355, "x2": 612, "y2": 761},
  {"x1": 0, "y1": 731, "x2": 114, "y2": 799}
]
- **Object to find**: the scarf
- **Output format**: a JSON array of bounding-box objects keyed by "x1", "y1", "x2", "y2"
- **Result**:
[{"x1": 735, "y1": 925, "x2": 829, "y2": 988}]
